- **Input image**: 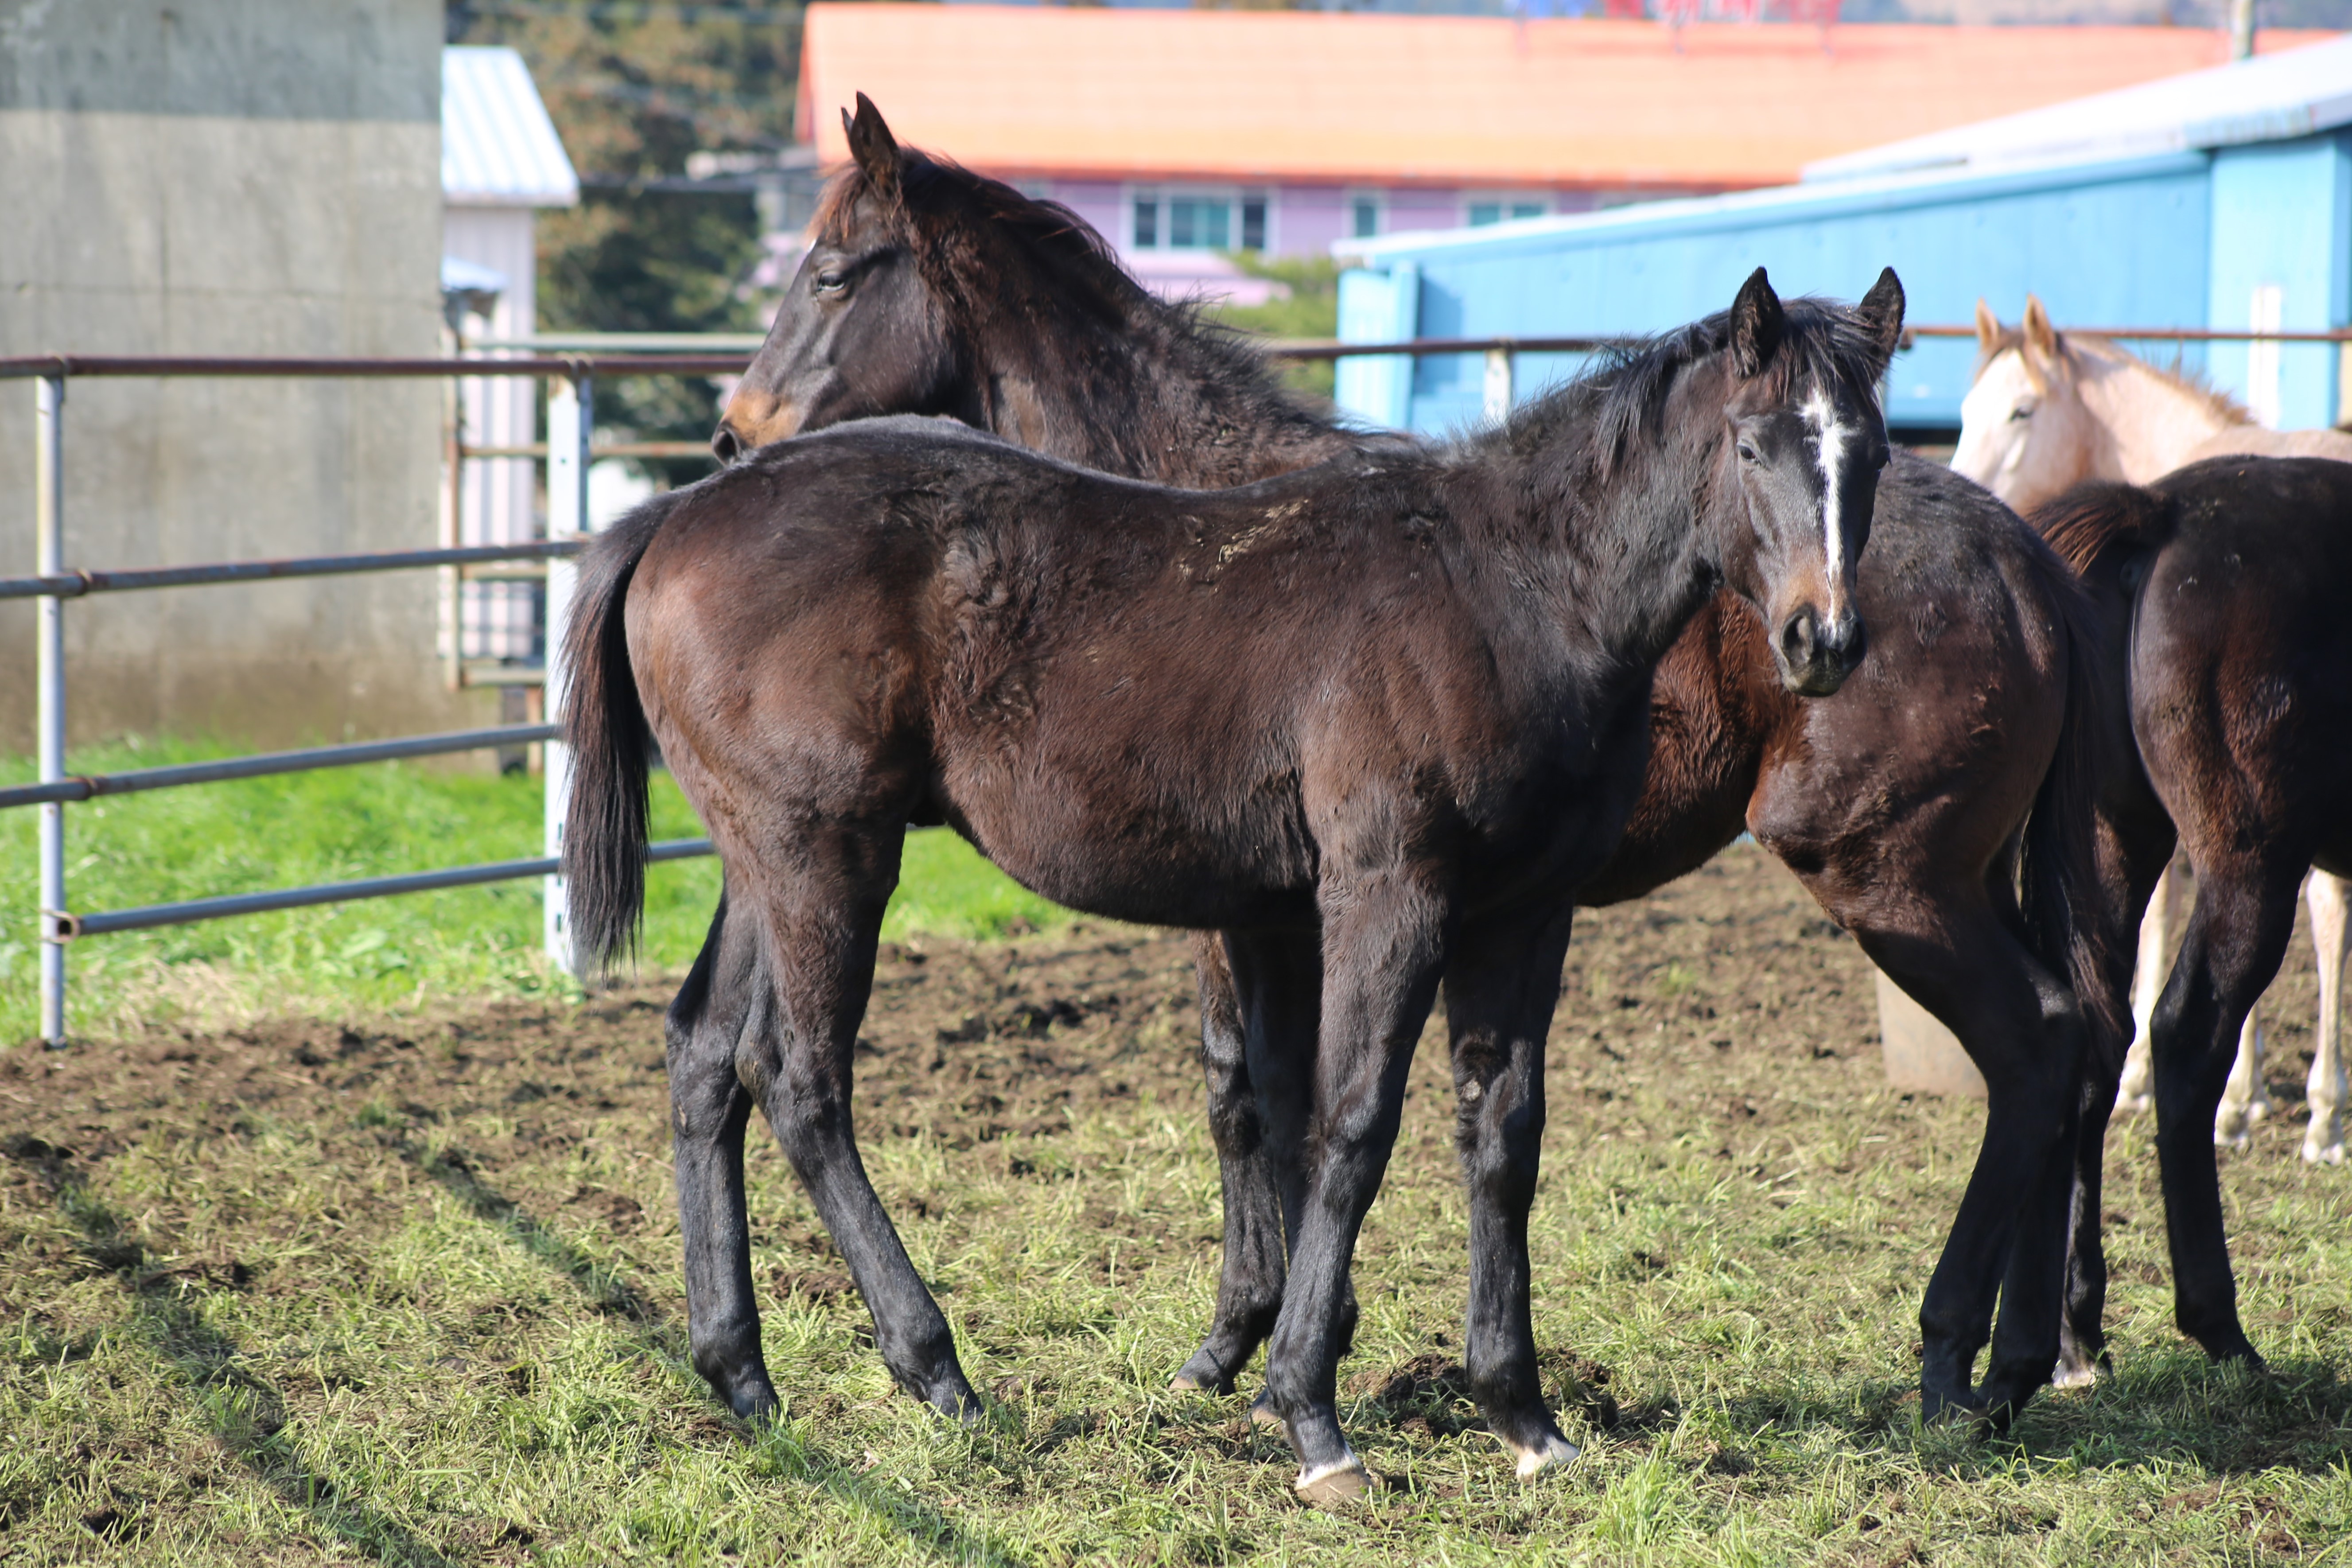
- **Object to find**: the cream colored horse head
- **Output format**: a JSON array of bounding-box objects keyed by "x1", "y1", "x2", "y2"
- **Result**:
[{"x1": 1952, "y1": 296, "x2": 2103, "y2": 513}]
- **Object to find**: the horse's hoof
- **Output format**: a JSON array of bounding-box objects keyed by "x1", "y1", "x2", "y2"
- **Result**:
[
  {"x1": 1170, "y1": 1349, "x2": 1236, "y2": 1396},
  {"x1": 2049, "y1": 1357, "x2": 2099, "y2": 1391},
  {"x1": 1294, "y1": 1457, "x2": 1374, "y2": 1509},
  {"x1": 2303, "y1": 1135, "x2": 2345, "y2": 1166},
  {"x1": 1511, "y1": 1433, "x2": 1580, "y2": 1480},
  {"x1": 1919, "y1": 1388, "x2": 1988, "y2": 1429}
]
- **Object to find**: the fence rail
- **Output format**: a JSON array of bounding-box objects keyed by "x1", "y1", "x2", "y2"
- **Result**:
[
  {"x1": 68, "y1": 838, "x2": 715, "y2": 940},
  {"x1": 0, "y1": 724, "x2": 561, "y2": 810},
  {"x1": 0, "y1": 541, "x2": 584, "y2": 603},
  {"x1": 19, "y1": 317, "x2": 2345, "y2": 1043}
]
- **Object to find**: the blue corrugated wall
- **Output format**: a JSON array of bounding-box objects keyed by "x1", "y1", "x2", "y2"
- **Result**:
[{"x1": 1337, "y1": 133, "x2": 2352, "y2": 436}]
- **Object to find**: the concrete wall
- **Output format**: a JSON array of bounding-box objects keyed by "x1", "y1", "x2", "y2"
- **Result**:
[{"x1": 0, "y1": 0, "x2": 489, "y2": 752}]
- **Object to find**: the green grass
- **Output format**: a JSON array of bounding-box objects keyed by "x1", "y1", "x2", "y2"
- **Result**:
[{"x1": 0, "y1": 736, "x2": 1068, "y2": 1044}]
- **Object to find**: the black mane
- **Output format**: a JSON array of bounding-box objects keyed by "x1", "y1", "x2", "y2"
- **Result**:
[
  {"x1": 818, "y1": 146, "x2": 1338, "y2": 457},
  {"x1": 1480, "y1": 298, "x2": 1889, "y2": 476}
]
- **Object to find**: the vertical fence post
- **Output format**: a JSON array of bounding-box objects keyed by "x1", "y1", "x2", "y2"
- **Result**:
[
  {"x1": 542, "y1": 367, "x2": 592, "y2": 976},
  {"x1": 1482, "y1": 346, "x2": 1515, "y2": 426},
  {"x1": 35, "y1": 374, "x2": 67, "y2": 1046}
]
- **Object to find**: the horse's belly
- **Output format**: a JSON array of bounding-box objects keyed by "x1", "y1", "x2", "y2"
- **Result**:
[{"x1": 939, "y1": 754, "x2": 1315, "y2": 930}]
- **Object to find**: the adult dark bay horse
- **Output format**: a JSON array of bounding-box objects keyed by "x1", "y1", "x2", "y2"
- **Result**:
[
  {"x1": 567, "y1": 270, "x2": 1899, "y2": 1502},
  {"x1": 2034, "y1": 458, "x2": 2352, "y2": 1383},
  {"x1": 704, "y1": 102, "x2": 2118, "y2": 1429}
]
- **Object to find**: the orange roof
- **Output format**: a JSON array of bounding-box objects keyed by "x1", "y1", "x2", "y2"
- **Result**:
[{"x1": 799, "y1": 6, "x2": 2336, "y2": 190}]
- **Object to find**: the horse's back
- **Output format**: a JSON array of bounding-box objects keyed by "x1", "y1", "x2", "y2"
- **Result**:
[
  {"x1": 2183, "y1": 424, "x2": 2352, "y2": 468},
  {"x1": 2136, "y1": 457, "x2": 2352, "y2": 861}
]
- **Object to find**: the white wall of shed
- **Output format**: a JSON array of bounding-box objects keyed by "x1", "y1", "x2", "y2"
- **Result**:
[{"x1": 443, "y1": 204, "x2": 541, "y2": 661}]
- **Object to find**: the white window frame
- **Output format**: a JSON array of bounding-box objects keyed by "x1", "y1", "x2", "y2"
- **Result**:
[
  {"x1": 1127, "y1": 183, "x2": 1251, "y2": 253},
  {"x1": 1345, "y1": 189, "x2": 1386, "y2": 243},
  {"x1": 1463, "y1": 191, "x2": 1554, "y2": 228}
]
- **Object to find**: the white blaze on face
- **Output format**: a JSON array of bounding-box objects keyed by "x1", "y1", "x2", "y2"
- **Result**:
[
  {"x1": 1952, "y1": 350, "x2": 2036, "y2": 497},
  {"x1": 1800, "y1": 387, "x2": 1853, "y2": 619}
]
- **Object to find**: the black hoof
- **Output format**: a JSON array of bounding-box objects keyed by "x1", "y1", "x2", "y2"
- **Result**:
[
  {"x1": 708, "y1": 1366, "x2": 780, "y2": 1423},
  {"x1": 1170, "y1": 1346, "x2": 1238, "y2": 1396},
  {"x1": 1919, "y1": 1383, "x2": 1988, "y2": 1428}
]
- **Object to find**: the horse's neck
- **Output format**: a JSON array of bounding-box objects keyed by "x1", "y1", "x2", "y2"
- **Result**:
[
  {"x1": 2075, "y1": 354, "x2": 2240, "y2": 484},
  {"x1": 980, "y1": 312, "x2": 1358, "y2": 486},
  {"x1": 1473, "y1": 418, "x2": 1723, "y2": 681}
]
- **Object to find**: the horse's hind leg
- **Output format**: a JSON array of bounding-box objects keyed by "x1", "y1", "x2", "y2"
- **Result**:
[
  {"x1": 2304, "y1": 872, "x2": 2348, "y2": 1166},
  {"x1": 739, "y1": 815, "x2": 981, "y2": 1419},
  {"x1": 2119, "y1": 860, "x2": 2188, "y2": 1115},
  {"x1": 1173, "y1": 930, "x2": 1343, "y2": 1402},
  {"x1": 669, "y1": 887, "x2": 785, "y2": 1418},
  {"x1": 2150, "y1": 854, "x2": 2305, "y2": 1364}
]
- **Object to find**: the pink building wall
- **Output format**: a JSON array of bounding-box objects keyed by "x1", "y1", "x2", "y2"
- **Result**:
[{"x1": 1028, "y1": 177, "x2": 1629, "y2": 303}]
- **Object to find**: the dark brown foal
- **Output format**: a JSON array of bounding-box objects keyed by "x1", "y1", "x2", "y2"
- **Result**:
[
  {"x1": 2037, "y1": 458, "x2": 2352, "y2": 1379},
  {"x1": 569, "y1": 276, "x2": 1901, "y2": 1499}
]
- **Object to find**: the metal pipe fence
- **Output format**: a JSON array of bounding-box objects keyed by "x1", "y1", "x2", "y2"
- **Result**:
[{"x1": 12, "y1": 317, "x2": 2333, "y2": 1044}]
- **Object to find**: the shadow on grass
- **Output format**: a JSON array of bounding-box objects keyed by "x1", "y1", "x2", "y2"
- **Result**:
[
  {"x1": 2, "y1": 1133, "x2": 461, "y2": 1567},
  {"x1": 1712, "y1": 1353, "x2": 2352, "y2": 1478},
  {"x1": 401, "y1": 1136, "x2": 1037, "y2": 1568}
]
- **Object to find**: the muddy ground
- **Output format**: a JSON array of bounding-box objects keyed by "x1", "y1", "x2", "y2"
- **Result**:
[{"x1": 4, "y1": 843, "x2": 2332, "y2": 1318}]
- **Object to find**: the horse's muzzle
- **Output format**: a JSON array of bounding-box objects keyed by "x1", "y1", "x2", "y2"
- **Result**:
[
  {"x1": 1776, "y1": 606, "x2": 1864, "y2": 697},
  {"x1": 710, "y1": 420, "x2": 746, "y2": 464}
]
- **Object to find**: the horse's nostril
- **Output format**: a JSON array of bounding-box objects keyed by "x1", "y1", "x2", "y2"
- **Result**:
[
  {"x1": 1781, "y1": 611, "x2": 1818, "y2": 668},
  {"x1": 711, "y1": 423, "x2": 742, "y2": 463}
]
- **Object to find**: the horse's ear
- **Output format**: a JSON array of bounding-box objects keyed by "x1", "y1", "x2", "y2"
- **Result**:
[
  {"x1": 1855, "y1": 266, "x2": 1905, "y2": 368},
  {"x1": 1974, "y1": 298, "x2": 2001, "y2": 350},
  {"x1": 1729, "y1": 267, "x2": 1784, "y2": 379},
  {"x1": 2022, "y1": 294, "x2": 2060, "y2": 363},
  {"x1": 844, "y1": 92, "x2": 902, "y2": 206}
]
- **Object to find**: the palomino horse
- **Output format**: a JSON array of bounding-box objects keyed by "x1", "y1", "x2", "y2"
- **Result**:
[
  {"x1": 2035, "y1": 459, "x2": 2352, "y2": 1379},
  {"x1": 707, "y1": 103, "x2": 2117, "y2": 1428},
  {"x1": 1957, "y1": 299, "x2": 2350, "y2": 1165},
  {"x1": 567, "y1": 271, "x2": 1899, "y2": 1502}
]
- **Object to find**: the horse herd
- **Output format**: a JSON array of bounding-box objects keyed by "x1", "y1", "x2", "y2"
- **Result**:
[{"x1": 558, "y1": 99, "x2": 2352, "y2": 1505}]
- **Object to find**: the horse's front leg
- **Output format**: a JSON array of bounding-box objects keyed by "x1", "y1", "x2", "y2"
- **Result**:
[
  {"x1": 1835, "y1": 891, "x2": 2083, "y2": 1424},
  {"x1": 2215, "y1": 1004, "x2": 2271, "y2": 1148},
  {"x1": 2301, "y1": 872, "x2": 2348, "y2": 1166},
  {"x1": 1446, "y1": 905, "x2": 1580, "y2": 1479},
  {"x1": 669, "y1": 888, "x2": 780, "y2": 1419},
  {"x1": 744, "y1": 817, "x2": 981, "y2": 1420},
  {"x1": 1262, "y1": 867, "x2": 1447, "y2": 1506}
]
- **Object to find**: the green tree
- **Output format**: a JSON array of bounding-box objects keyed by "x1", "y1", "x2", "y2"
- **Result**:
[{"x1": 444, "y1": 1, "x2": 807, "y2": 456}]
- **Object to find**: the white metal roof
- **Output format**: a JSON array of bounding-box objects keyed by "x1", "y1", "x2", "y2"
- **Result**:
[
  {"x1": 443, "y1": 46, "x2": 579, "y2": 208},
  {"x1": 1805, "y1": 33, "x2": 2352, "y2": 183}
]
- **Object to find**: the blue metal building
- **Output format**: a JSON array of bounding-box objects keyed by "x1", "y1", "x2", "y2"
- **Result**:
[{"x1": 1333, "y1": 36, "x2": 2352, "y2": 436}]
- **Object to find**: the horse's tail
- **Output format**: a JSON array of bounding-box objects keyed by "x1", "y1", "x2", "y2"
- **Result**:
[
  {"x1": 561, "y1": 493, "x2": 680, "y2": 975},
  {"x1": 2032, "y1": 479, "x2": 2178, "y2": 577},
  {"x1": 2015, "y1": 530, "x2": 2131, "y2": 1079}
]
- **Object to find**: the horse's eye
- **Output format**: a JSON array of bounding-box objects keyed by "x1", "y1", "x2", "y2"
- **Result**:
[
  {"x1": 815, "y1": 269, "x2": 848, "y2": 296},
  {"x1": 2009, "y1": 401, "x2": 2036, "y2": 423},
  {"x1": 1736, "y1": 440, "x2": 1761, "y2": 464}
]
